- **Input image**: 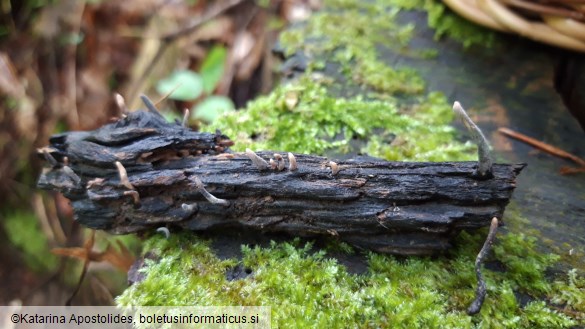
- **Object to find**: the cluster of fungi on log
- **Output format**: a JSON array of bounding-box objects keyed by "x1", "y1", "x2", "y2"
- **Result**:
[{"x1": 38, "y1": 96, "x2": 524, "y2": 257}]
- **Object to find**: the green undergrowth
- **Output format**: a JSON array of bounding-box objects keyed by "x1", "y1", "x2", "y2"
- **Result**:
[
  {"x1": 117, "y1": 221, "x2": 584, "y2": 327},
  {"x1": 2, "y1": 210, "x2": 58, "y2": 273},
  {"x1": 208, "y1": 77, "x2": 474, "y2": 162}
]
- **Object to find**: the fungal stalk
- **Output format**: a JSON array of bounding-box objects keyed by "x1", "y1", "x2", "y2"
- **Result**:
[
  {"x1": 115, "y1": 161, "x2": 135, "y2": 190},
  {"x1": 181, "y1": 203, "x2": 197, "y2": 211},
  {"x1": 245, "y1": 148, "x2": 270, "y2": 170},
  {"x1": 329, "y1": 161, "x2": 340, "y2": 175},
  {"x1": 140, "y1": 94, "x2": 165, "y2": 119},
  {"x1": 274, "y1": 153, "x2": 285, "y2": 171},
  {"x1": 115, "y1": 93, "x2": 128, "y2": 116},
  {"x1": 61, "y1": 166, "x2": 81, "y2": 186},
  {"x1": 467, "y1": 217, "x2": 499, "y2": 315},
  {"x1": 156, "y1": 227, "x2": 170, "y2": 239},
  {"x1": 182, "y1": 109, "x2": 190, "y2": 127},
  {"x1": 288, "y1": 152, "x2": 298, "y2": 171},
  {"x1": 191, "y1": 176, "x2": 230, "y2": 206},
  {"x1": 123, "y1": 190, "x2": 141, "y2": 205},
  {"x1": 41, "y1": 149, "x2": 59, "y2": 168},
  {"x1": 453, "y1": 102, "x2": 493, "y2": 178}
]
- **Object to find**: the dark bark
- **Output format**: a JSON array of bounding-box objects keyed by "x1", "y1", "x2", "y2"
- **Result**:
[{"x1": 38, "y1": 110, "x2": 524, "y2": 255}]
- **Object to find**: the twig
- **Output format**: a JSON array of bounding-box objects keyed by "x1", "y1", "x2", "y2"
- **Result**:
[
  {"x1": 162, "y1": 0, "x2": 246, "y2": 42},
  {"x1": 127, "y1": 0, "x2": 246, "y2": 103},
  {"x1": 66, "y1": 230, "x2": 95, "y2": 306},
  {"x1": 559, "y1": 166, "x2": 585, "y2": 175},
  {"x1": 467, "y1": 217, "x2": 499, "y2": 315},
  {"x1": 498, "y1": 127, "x2": 585, "y2": 167}
]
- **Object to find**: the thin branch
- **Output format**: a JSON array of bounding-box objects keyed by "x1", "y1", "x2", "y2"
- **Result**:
[
  {"x1": 127, "y1": 0, "x2": 246, "y2": 103},
  {"x1": 559, "y1": 166, "x2": 585, "y2": 174},
  {"x1": 498, "y1": 127, "x2": 585, "y2": 167},
  {"x1": 161, "y1": 0, "x2": 246, "y2": 42}
]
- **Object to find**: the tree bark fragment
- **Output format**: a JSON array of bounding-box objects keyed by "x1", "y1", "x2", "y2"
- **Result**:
[{"x1": 38, "y1": 110, "x2": 524, "y2": 255}]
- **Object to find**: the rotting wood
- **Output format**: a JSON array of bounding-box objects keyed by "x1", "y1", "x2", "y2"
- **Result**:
[{"x1": 37, "y1": 99, "x2": 525, "y2": 255}]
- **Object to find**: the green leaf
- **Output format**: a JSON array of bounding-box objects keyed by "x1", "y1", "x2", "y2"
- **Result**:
[
  {"x1": 192, "y1": 96, "x2": 235, "y2": 123},
  {"x1": 162, "y1": 111, "x2": 182, "y2": 124},
  {"x1": 200, "y1": 46, "x2": 227, "y2": 94},
  {"x1": 156, "y1": 69, "x2": 203, "y2": 101}
]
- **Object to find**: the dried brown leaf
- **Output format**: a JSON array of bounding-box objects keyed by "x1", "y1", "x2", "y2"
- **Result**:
[
  {"x1": 96, "y1": 241, "x2": 135, "y2": 272},
  {"x1": 51, "y1": 247, "x2": 89, "y2": 260},
  {"x1": 0, "y1": 53, "x2": 25, "y2": 98}
]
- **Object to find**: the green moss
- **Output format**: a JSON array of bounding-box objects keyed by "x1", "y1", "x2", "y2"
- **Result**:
[
  {"x1": 550, "y1": 269, "x2": 585, "y2": 322},
  {"x1": 2, "y1": 211, "x2": 58, "y2": 272},
  {"x1": 208, "y1": 78, "x2": 474, "y2": 161},
  {"x1": 117, "y1": 214, "x2": 582, "y2": 327},
  {"x1": 217, "y1": 0, "x2": 487, "y2": 161},
  {"x1": 493, "y1": 233, "x2": 560, "y2": 295},
  {"x1": 421, "y1": 0, "x2": 496, "y2": 49},
  {"x1": 388, "y1": 0, "x2": 496, "y2": 49},
  {"x1": 279, "y1": 0, "x2": 425, "y2": 95}
]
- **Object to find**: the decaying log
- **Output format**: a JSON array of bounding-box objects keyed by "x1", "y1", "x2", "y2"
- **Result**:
[{"x1": 37, "y1": 99, "x2": 524, "y2": 255}]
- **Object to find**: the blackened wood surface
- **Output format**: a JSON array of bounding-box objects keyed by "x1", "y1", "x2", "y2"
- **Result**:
[{"x1": 38, "y1": 110, "x2": 524, "y2": 255}]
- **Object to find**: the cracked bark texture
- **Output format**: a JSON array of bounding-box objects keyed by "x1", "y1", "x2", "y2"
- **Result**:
[{"x1": 38, "y1": 110, "x2": 524, "y2": 255}]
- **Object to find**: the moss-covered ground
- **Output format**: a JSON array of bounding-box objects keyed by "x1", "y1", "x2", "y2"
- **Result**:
[
  {"x1": 118, "y1": 227, "x2": 583, "y2": 328},
  {"x1": 116, "y1": 0, "x2": 584, "y2": 327}
]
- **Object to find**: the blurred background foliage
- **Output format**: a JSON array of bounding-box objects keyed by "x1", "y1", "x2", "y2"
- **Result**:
[{"x1": 0, "y1": 0, "x2": 316, "y2": 305}]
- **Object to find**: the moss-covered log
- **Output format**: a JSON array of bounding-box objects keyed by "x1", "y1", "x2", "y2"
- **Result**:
[{"x1": 38, "y1": 110, "x2": 524, "y2": 255}]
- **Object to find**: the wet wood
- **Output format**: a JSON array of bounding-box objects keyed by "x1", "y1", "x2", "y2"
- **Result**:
[{"x1": 38, "y1": 110, "x2": 524, "y2": 255}]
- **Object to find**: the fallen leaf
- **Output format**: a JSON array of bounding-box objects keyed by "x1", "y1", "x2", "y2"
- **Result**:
[{"x1": 156, "y1": 69, "x2": 204, "y2": 101}]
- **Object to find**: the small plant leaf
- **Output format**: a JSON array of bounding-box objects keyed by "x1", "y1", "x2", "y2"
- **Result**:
[
  {"x1": 156, "y1": 69, "x2": 203, "y2": 101},
  {"x1": 200, "y1": 46, "x2": 227, "y2": 94},
  {"x1": 192, "y1": 96, "x2": 235, "y2": 123}
]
